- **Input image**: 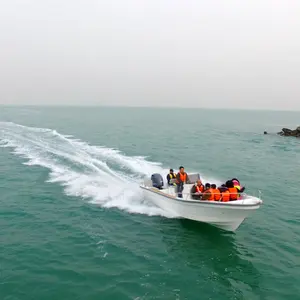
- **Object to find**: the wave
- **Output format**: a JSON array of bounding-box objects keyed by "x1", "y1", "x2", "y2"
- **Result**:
[
  {"x1": 0, "y1": 122, "x2": 177, "y2": 217},
  {"x1": 0, "y1": 122, "x2": 221, "y2": 218}
]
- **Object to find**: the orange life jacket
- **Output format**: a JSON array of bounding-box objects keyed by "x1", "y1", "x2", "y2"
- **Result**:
[
  {"x1": 211, "y1": 188, "x2": 221, "y2": 201},
  {"x1": 177, "y1": 172, "x2": 187, "y2": 183},
  {"x1": 234, "y1": 184, "x2": 243, "y2": 199},
  {"x1": 196, "y1": 185, "x2": 204, "y2": 193},
  {"x1": 204, "y1": 188, "x2": 214, "y2": 201},
  {"x1": 221, "y1": 190, "x2": 230, "y2": 202},
  {"x1": 228, "y1": 187, "x2": 238, "y2": 201}
]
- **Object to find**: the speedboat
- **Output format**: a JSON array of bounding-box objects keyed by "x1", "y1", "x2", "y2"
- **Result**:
[{"x1": 140, "y1": 173, "x2": 263, "y2": 232}]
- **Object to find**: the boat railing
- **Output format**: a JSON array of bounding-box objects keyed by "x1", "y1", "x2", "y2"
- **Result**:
[
  {"x1": 162, "y1": 188, "x2": 263, "y2": 202},
  {"x1": 142, "y1": 175, "x2": 262, "y2": 201},
  {"x1": 144, "y1": 173, "x2": 200, "y2": 187}
]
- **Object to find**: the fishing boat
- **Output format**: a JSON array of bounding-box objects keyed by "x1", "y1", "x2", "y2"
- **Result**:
[{"x1": 140, "y1": 173, "x2": 263, "y2": 232}]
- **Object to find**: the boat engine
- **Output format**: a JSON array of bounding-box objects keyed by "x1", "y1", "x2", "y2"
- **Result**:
[{"x1": 151, "y1": 173, "x2": 164, "y2": 189}]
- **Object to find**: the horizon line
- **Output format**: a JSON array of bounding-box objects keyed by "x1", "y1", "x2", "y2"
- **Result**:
[{"x1": 0, "y1": 103, "x2": 300, "y2": 112}]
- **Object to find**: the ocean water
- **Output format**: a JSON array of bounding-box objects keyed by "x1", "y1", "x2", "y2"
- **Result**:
[{"x1": 0, "y1": 106, "x2": 299, "y2": 300}]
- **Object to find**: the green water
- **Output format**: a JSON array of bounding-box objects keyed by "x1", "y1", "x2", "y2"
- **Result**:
[{"x1": 0, "y1": 107, "x2": 299, "y2": 300}]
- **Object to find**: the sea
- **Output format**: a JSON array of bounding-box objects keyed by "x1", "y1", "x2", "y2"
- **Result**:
[{"x1": 0, "y1": 106, "x2": 299, "y2": 300}]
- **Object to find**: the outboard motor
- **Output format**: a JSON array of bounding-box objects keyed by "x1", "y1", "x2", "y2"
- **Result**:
[{"x1": 151, "y1": 173, "x2": 164, "y2": 189}]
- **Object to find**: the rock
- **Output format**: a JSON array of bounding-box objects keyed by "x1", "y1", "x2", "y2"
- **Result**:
[
  {"x1": 264, "y1": 131, "x2": 268, "y2": 134},
  {"x1": 282, "y1": 128, "x2": 292, "y2": 135},
  {"x1": 277, "y1": 126, "x2": 300, "y2": 138}
]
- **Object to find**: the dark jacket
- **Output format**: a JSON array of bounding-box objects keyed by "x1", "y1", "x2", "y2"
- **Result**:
[
  {"x1": 167, "y1": 173, "x2": 176, "y2": 185},
  {"x1": 190, "y1": 185, "x2": 202, "y2": 200}
]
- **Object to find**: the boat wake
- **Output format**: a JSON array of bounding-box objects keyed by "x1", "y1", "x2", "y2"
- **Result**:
[{"x1": 0, "y1": 122, "x2": 220, "y2": 218}]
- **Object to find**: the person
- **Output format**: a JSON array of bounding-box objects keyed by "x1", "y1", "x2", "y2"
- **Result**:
[
  {"x1": 232, "y1": 178, "x2": 245, "y2": 193},
  {"x1": 218, "y1": 184, "x2": 230, "y2": 202},
  {"x1": 176, "y1": 166, "x2": 190, "y2": 198},
  {"x1": 203, "y1": 183, "x2": 210, "y2": 191},
  {"x1": 202, "y1": 183, "x2": 214, "y2": 201},
  {"x1": 190, "y1": 179, "x2": 204, "y2": 200},
  {"x1": 167, "y1": 169, "x2": 177, "y2": 185},
  {"x1": 226, "y1": 180, "x2": 238, "y2": 201},
  {"x1": 211, "y1": 184, "x2": 221, "y2": 201}
]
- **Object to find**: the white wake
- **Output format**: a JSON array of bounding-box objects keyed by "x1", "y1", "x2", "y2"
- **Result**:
[
  {"x1": 0, "y1": 122, "x2": 221, "y2": 218},
  {"x1": 0, "y1": 122, "x2": 176, "y2": 216}
]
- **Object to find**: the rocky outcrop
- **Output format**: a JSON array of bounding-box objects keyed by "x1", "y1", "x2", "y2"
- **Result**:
[{"x1": 277, "y1": 126, "x2": 300, "y2": 137}]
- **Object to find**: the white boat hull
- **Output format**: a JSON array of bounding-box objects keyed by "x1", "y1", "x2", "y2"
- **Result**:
[{"x1": 140, "y1": 185, "x2": 262, "y2": 232}]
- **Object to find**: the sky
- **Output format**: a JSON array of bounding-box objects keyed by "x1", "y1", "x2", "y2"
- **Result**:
[{"x1": 0, "y1": 0, "x2": 300, "y2": 110}]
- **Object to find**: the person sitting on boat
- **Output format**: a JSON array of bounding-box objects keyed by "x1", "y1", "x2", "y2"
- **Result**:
[
  {"x1": 211, "y1": 184, "x2": 221, "y2": 201},
  {"x1": 226, "y1": 180, "x2": 238, "y2": 201},
  {"x1": 175, "y1": 166, "x2": 190, "y2": 198},
  {"x1": 167, "y1": 169, "x2": 177, "y2": 186},
  {"x1": 218, "y1": 184, "x2": 230, "y2": 202},
  {"x1": 202, "y1": 183, "x2": 214, "y2": 201},
  {"x1": 190, "y1": 179, "x2": 204, "y2": 200},
  {"x1": 232, "y1": 178, "x2": 245, "y2": 193}
]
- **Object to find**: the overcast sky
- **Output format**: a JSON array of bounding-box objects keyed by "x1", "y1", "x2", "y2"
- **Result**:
[{"x1": 0, "y1": 0, "x2": 300, "y2": 109}]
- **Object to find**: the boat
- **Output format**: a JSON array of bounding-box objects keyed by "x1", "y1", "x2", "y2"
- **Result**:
[{"x1": 140, "y1": 173, "x2": 263, "y2": 232}]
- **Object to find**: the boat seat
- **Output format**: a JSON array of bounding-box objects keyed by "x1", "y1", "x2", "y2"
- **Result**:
[{"x1": 188, "y1": 173, "x2": 200, "y2": 184}]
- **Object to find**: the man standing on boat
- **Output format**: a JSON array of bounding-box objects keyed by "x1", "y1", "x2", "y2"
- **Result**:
[
  {"x1": 167, "y1": 169, "x2": 177, "y2": 186},
  {"x1": 176, "y1": 166, "x2": 190, "y2": 198}
]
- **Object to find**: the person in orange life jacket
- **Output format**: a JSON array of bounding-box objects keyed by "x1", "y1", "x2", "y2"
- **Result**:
[
  {"x1": 210, "y1": 184, "x2": 221, "y2": 201},
  {"x1": 175, "y1": 166, "x2": 190, "y2": 198},
  {"x1": 190, "y1": 179, "x2": 204, "y2": 200},
  {"x1": 202, "y1": 183, "x2": 214, "y2": 201},
  {"x1": 218, "y1": 184, "x2": 230, "y2": 202},
  {"x1": 225, "y1": 180, "x2": 238, "y2": 201},
  {"x1": 167, "y1": 169, "x2": 177, "y2": 186}
]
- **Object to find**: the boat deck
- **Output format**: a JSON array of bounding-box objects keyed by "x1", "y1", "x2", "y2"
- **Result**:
[{"x1": 159, "y1": 184, "x2": 194, "y2": 200}]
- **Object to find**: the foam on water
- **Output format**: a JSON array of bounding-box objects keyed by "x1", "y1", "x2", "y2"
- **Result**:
[{"x1": 0, "y1": 122, "x2": 222, "y2": 217}]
